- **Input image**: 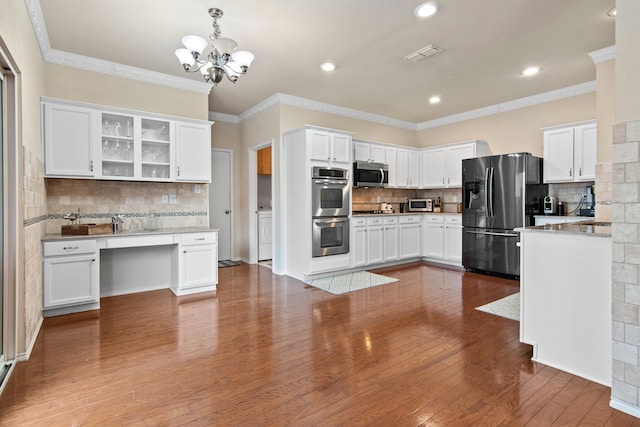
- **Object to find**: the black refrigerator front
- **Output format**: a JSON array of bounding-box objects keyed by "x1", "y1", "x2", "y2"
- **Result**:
[{"x1": 461, "y1": 153, "x2": 541, "y2": 278}]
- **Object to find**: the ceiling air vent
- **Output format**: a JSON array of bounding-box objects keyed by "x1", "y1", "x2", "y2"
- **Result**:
[{"x1": 404, "y1": 44, "x2": 442, "y2": 62}]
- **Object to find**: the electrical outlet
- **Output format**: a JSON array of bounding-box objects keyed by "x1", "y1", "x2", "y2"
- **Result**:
[
  {"x1": 169, "y1": 195, "x2": 177, "y2": 204},
  {"x1": 194, "y1": 184, "x2": 201, "y2": 194},
  {"x1": 162, "y1": 195, "x2": 169, "y2": 204},
  {"x1": 376, "y1": 196, "x2": 381, "y2": 203}
]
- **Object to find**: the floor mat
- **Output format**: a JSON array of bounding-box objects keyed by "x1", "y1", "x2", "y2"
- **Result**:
[
  {"x1": 476, "y1": 292, "x2": 520, "y2": 321},
  {"x1": 304, "y1": 271, "x2": 399, "y2": 295},
  {"x1": 218, "y1": 260, "x2": 240, "y2": 268}
]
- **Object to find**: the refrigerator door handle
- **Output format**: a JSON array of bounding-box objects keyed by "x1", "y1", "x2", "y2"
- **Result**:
[
  {"x1": 484, "y1": 167, "x2": 490, "y2": 216},
  {"x1": 465, "y1": 230, "x2": 519, "y2": 238},
  {"x1": 489, "y1": 167, "x2": 495, "y2": 217}
]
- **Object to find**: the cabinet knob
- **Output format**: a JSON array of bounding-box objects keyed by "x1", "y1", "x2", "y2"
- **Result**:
[{"x1": 225, "y1": 210, "x2": 231, "y2": 214}]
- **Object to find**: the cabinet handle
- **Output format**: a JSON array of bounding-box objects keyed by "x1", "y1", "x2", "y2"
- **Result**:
[
  {"x1": 569, "y1": 168, "x2": 572, "y2": 177},
  {"x1": 90, "y1": 160, "x2": 94, "y2": 172},
  {"x1": 177, "y1": 166, "x2": 180, "y2": 176},
  {"x1": 63, "y1": 246, "x2": 79, "y2": 250},
  {"x1": 442, "y1": 177, "x2": 445, "y2": 184},
  {"x1": 195, "y1": 238, "x2": 205, "y2": 241},
  {"x1": 579, "y1": 167, "x2": 582, "y2": 176},
  {"x1": 92, "y1": 259, "x2": 96, "y2": 262},
  {"x1": 183, "y1": 250, "x2": 187, "y2": 253},
  {"x1": 447, "y1": 177, "x2": 450, "y2": 184}
]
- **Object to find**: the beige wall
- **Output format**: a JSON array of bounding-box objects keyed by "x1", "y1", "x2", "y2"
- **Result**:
[
  {"x1": 45, "y1": 63, "x2": 209, "y2": 123},
  {"x1": 616, "y1": 1, "x2": 640, "y2": 123},
  {"x1": 596, "y1": 60, "x2": 616, "y2": 164},
  {"x1": 1, "y1": 0, "x2": 47, "y2": 356},
  {"x1": 279, "y1": 105, "x2": 417, "y2": 147},
  {"x1": 416, "y1": 93, "x2": 596, "y2": 157}
]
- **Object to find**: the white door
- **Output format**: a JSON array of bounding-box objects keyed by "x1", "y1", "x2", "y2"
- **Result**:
[{"x1": 210, "y1": 150, "x2": 233, "y2": 261}]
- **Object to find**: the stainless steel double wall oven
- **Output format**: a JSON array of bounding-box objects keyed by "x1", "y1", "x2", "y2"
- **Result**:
[{"x1": 311, "y1": 166, "x2": 350, "y2": 257}]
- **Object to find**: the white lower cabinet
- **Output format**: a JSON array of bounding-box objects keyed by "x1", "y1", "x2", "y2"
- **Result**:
[
  {"x1": 421, "y1": 214, "x2": 462, "y2": 265},
  {"x1": 383, "y1": 216, "x2": 399, "y2": 262},
  {"x1": 399, "y1": 215, "x2": 421, "y2": 259},
  {"x1": 176, "y1": 232, "x2": 218, "y2": 294},
  {"x1": 423, "y1": 215, "x2": 444, "y2": 258},
  {"x1": 43, "y1": 240, "x2": 99, "y2": 310},
  {"x1": 443, "y1": 215, "x2": 463, "y2": 263},
  {"x1": 351, "y1": 216, "x2": 399, "y2": 267},
  {"x1": 367, "y1": 222, "x2": 384, "y2": 265}
]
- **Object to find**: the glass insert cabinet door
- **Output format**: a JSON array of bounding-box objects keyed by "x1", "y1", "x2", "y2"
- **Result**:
[
  {"x1": 141, "y1": 118, "x2": 171, "y2": 180},
  {"x1": 99, "y1": 113, "x2": 173, "y2": 180},
  {"x1": 101, "y1": 113, "x2": 135, "y2": 178}
]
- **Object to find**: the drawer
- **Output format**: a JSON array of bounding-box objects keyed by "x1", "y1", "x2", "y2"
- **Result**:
[
  {"x1": 383, "y1": 216, "x2": 398, "y2": 225},
  {"x1": 445, "y1": 215, "x2": 462, "y2": 225},
  {"x1": 176, "y1": 232, "x2": 217, "y2": 245},
  {"x1": 399, "y1": 215, "x2": 421, "y2": 224},
  {"x1": 424, "y1": 215, "x2": 444, "y2": 224},
  {"x1": 44, "y1": 239, "x2": 97, "y2": 257},
  {"x1": 105, "y1": 234, "x2": 173, "y2": 249},
  {"x1": 367, "y1": 217, "x2": 384, "y2": 226},
  {"x1": 352, "y1": 217, "x2": 367, "y2": 227}
]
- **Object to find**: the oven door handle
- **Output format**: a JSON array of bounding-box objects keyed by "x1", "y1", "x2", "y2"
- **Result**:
[
  {"x1": 314, "y1": 218, "x2": 348, "y2": 225},
  {"x1": 313, "y1": 179, "x2": 348, "y2": 186}
]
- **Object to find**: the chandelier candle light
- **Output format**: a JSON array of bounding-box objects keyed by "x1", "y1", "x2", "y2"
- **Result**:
[{"x1": 175, "y1": 7, "x2": 254, "y2": 85}]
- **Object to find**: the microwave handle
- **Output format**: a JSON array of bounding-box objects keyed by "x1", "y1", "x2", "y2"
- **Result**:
[{"x1": 380, "y1": 168, "x2": 385, "y2": 185}]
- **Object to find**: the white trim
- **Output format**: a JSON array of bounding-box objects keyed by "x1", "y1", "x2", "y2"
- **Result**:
[
  {"x1": 417, "y1": 81, "x2": 597, "y2": 130},
  {"x1": 589, "y1": 45, "x2": 616, "y2": 64},
  {"x1": 45, "y1": 50, "x2": 212, "y2": 95},
  {"x1": 212, "y1": 81, "x2": 599, "y2": 132},
  {"x1": 16, "y1": 316, "x2": 43, "y2": 362},
  {"x1": 610, "y1": 398, "x2": 640, "y2": 419},
  {"x1": 23, "y1": 0, "x2": 51, "y2": 58}
]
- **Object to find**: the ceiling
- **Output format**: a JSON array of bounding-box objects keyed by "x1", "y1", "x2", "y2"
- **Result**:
[{"x1": 38, "y1": 0, "x2": 616, "y2": 124}]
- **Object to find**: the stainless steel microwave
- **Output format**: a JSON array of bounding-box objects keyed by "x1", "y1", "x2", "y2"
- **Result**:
[
  {"x1": 409, "y1": 198, "x2": 433, "y2": 212},
  {"x1": 353, "y1": 161, "x2": 389, "y2": 187}
]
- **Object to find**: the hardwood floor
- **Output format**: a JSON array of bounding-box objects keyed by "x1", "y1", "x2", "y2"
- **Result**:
[{"x1": 1, "y1": 262, "x2": 638, "y2": 426}]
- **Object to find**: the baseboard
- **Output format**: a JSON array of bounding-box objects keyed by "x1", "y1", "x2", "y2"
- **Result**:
[
  {"x1": 17, "y1": 315, "x2": 44, "y2": 362},
  {"x1": 610, "y1": 398, "x2": 640, "y2": 419}
]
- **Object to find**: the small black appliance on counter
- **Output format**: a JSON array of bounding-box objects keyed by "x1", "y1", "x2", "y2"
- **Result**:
[{"x1": 579, "y1": 185, "x2": 596, "y2": 217}]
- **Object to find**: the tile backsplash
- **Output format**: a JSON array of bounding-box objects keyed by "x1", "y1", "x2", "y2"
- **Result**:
[
  {"x1": 46, "y1": 179, "x2": 208, "y2": 234},
  {"x1": 352, "y1": 187, "x2": 462, "y2": 213}
]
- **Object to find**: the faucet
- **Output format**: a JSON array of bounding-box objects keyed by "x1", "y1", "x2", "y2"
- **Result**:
[{"x1": 63, "y1": 213, "x2": 79, "y2": 224}]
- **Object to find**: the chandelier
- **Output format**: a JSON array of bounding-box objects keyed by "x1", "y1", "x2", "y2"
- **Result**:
[{"x1": 175, "y1": 8, "x2": 254, "y2": 85}]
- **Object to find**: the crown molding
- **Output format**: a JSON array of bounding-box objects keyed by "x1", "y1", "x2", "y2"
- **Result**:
[
  {"x1": 24, "y1": 0, "x2": 50, "y2": 57},
  {"x1": 26, "y1": 0, "x2": 212, "y2": 95},
  {"x1": 239, "y1": 93, "x2": 417, "y2": 130},
  {"x1": 45, "y1": 49, "x2": 212, "y2": 95},
  {"x1": 416, "y1": 81, "x2": 597, "y2": 130},
  {"x1": 588, "y1": 45, "x2": 616, "y2": 64},
  {"x1": 209, "y1": 111, "x2": 240, "y2": 124}
]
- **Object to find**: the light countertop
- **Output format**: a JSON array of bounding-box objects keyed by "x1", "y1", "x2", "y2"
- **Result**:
[
  {"x1": 521, "y1": 221, "x2": 611, "y2": 238},
  {"x1": 43, "y1": 227, "x2": 219, "y2": 242},
  {"x1": 352, "y1": 212, "x2": 460, "y2": 216}
]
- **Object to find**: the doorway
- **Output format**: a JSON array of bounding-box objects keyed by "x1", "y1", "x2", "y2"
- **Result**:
[
  {"x1": 249, "y1": 140, "x2": 274, "y2": 266},
  {"x1": 0, "y1": 41, "x2": 18, "y2": 395},
  {"x1": 209, "y1": 149, "x2": 234, "y2": 261}
]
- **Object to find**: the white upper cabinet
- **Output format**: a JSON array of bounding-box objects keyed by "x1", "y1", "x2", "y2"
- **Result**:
[
  {"x1": 543, "y1": 121, "x2": 596, "y2": 183},
  {"x1": 420, "y1": 148, "x2": 446, "y2": 188},
  {"x1": 43, "y1": 102, "x2": 96, "y2": 178},
  {"x1": 420, "y1": 141, "x2": 489, "y2": 188},
  {"x1": 353, "y1": 141, "x2": 386, "y2": 163},
  {"x1": 396, "y1": 148, "x2": 420, "y2": 188},
  {"x1": 175, "y1": 122, "x2": 212, "y2": 182},
  {"x1": 309, "y1": 129, "x2": 351, "y2": 166},
  {"x1": 385, "y1": 147, "x2": 397, "y2": 187},
  {"x1": 42, "y1": 98, "x2": 212, "y2": 183}
]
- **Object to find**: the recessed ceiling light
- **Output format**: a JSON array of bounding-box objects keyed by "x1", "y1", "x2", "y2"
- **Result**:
[
  {"x1": 429, "y1": 96, "x2": 441, "y2": 104},
  {"x1": 607, "y1": 7, "x2": 617, "y2": 17},
  {"x1": 414, "y1": 1, "x2": 438, "y2": 18},
  {"x1": 320, "y1": 62, "x2": 336, "y2": 72},
  {"x1": 522, "y1": 66, "x2": 540, "y2": 77}
]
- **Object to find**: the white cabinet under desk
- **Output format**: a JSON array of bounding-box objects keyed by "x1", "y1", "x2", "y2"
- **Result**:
[{"x1": 42, "y1": 228, "x2": 218, "y2": 317}]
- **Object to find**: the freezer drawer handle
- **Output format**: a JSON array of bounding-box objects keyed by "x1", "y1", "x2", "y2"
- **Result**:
[{"x1": 465, "y1": 230, "x2": 519, "y2": 237}]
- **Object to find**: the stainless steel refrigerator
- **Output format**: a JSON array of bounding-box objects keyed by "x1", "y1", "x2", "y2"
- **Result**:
[{"x1": 462, "y1": 153, "x2": 547, "y2": 278}]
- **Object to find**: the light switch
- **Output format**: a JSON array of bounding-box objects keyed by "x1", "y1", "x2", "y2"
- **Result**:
[
  {"x1": 169, "y1": 195, "x2": 177, "y2": 204},
  {"x1": 194, "y1": 184, "x2": 201, "y2": 194},
  {"x1": 162, "y1": 195, "x2": 169, "y2": 204}
]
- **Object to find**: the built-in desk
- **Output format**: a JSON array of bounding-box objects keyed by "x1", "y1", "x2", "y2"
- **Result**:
[{"x1": 42, "y1": 228, "x2": 218, "y2": 317}]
